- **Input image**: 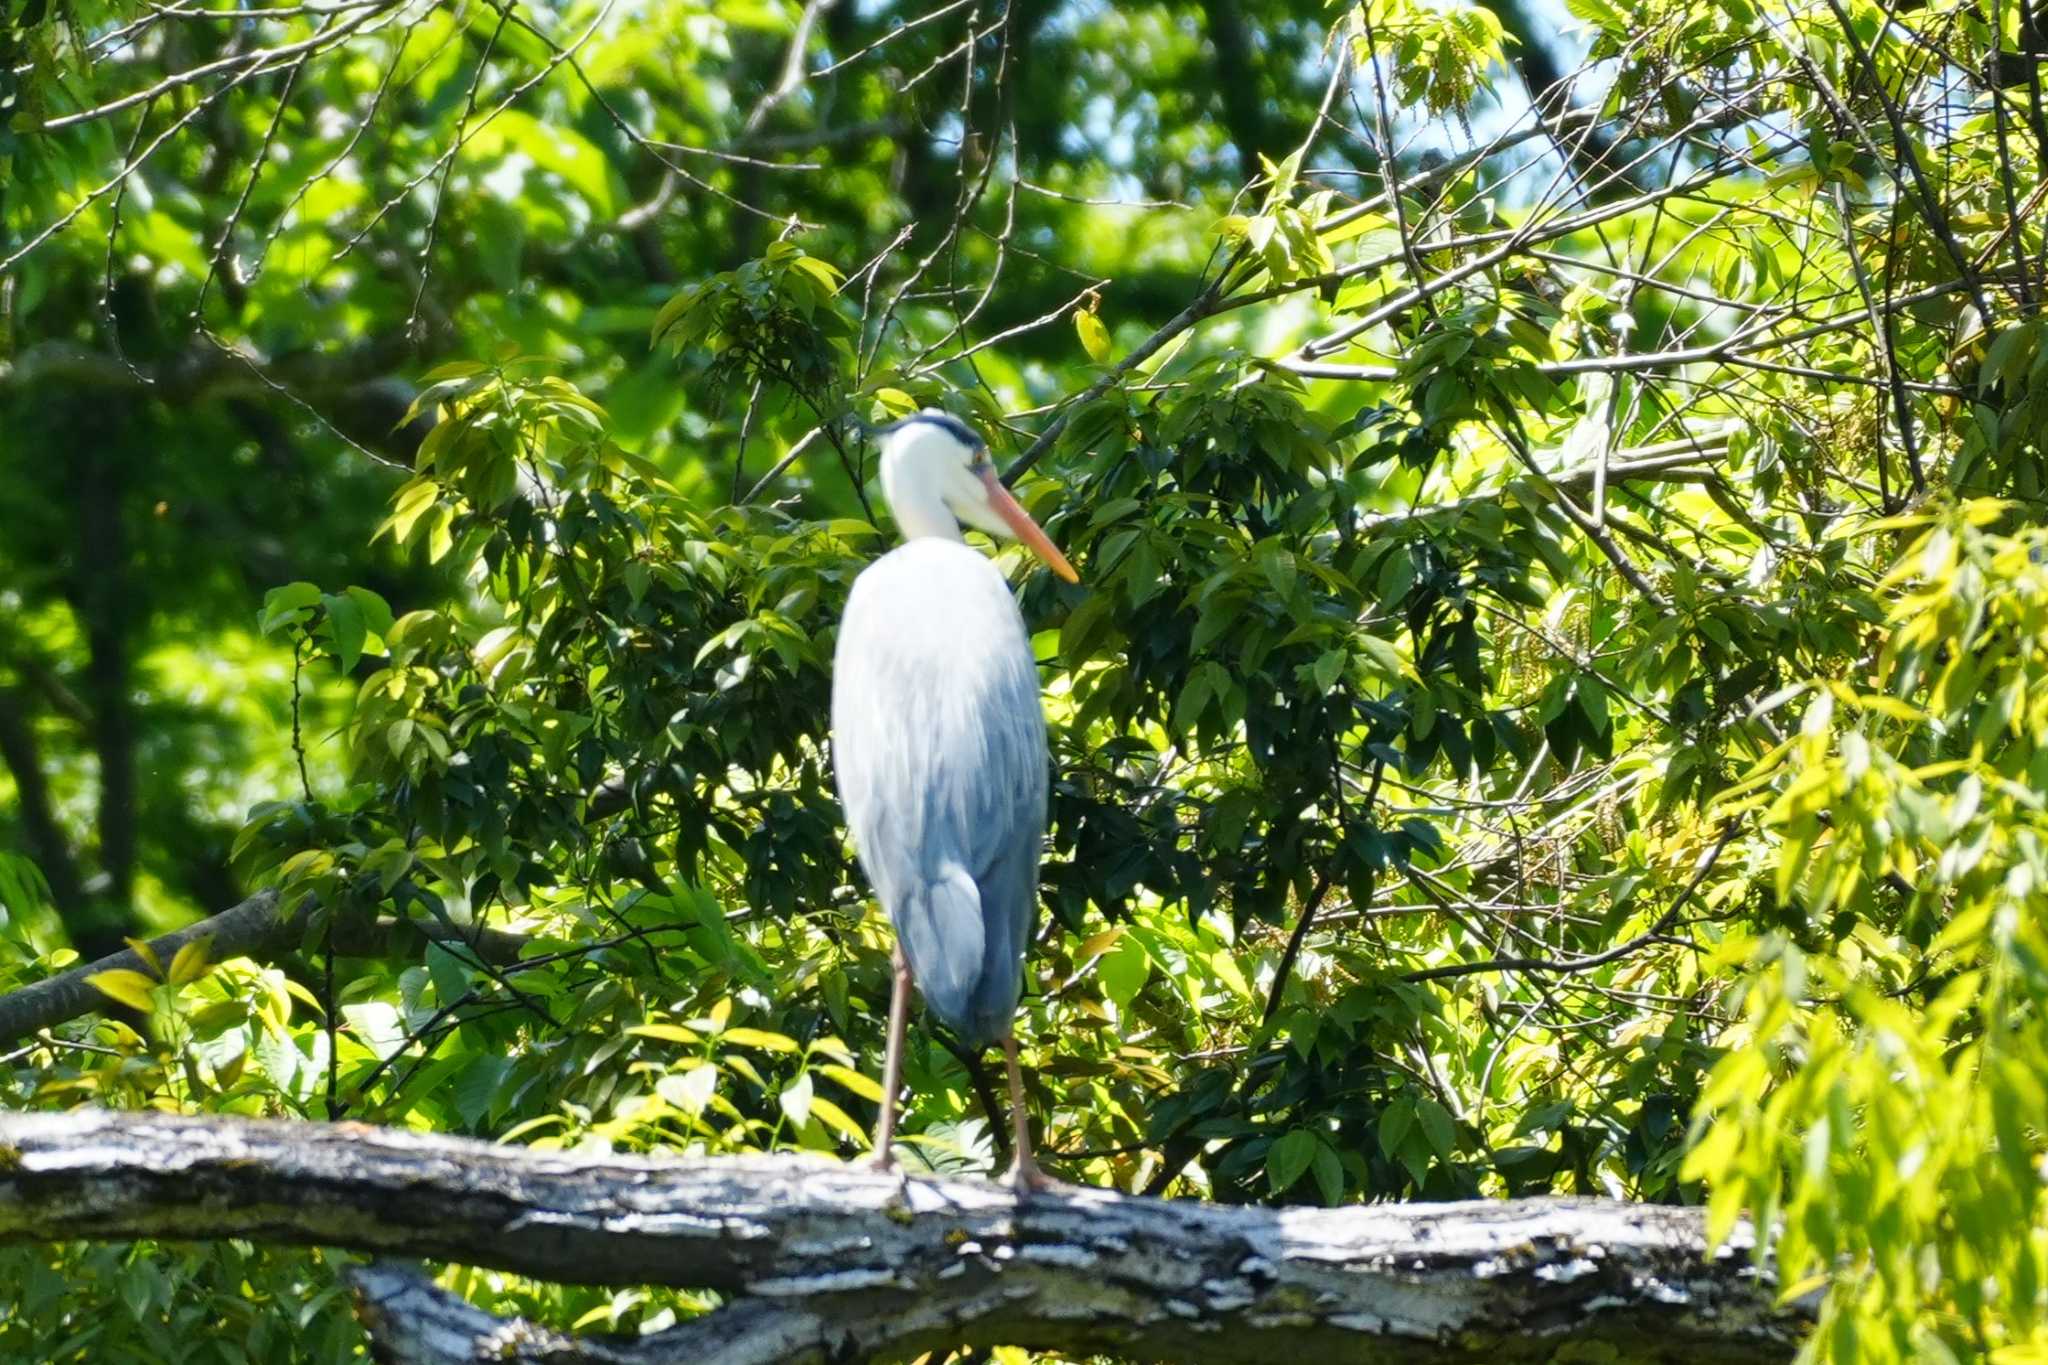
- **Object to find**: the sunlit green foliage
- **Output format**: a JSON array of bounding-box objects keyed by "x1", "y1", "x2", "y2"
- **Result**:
[
  {"x1": 2, "y1": 0, "x2": 2047, "y2": 1357},
  {"x1": 1691, "y1": 506, "x2": 2048, "y2": 1360}
]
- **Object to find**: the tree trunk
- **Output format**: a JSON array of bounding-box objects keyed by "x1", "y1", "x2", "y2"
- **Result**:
[
  {"x1": 1202, "y1": 0, "x2": 1278, "y2": 174},
  {"x1": 0, "y1": 687, "x2": 86, "y2": 917},
  {"x1": 68, "y1": 435, "x2": 137, "y2": 961}
]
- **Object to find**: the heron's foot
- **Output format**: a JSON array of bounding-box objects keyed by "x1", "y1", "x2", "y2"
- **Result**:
[
  {"x1": 999, "y1": 1153, "x2": 1067, "y2": 1197},
  {"x1": 864, "y1": 1148, "x2": 918, "y2": 1219}
]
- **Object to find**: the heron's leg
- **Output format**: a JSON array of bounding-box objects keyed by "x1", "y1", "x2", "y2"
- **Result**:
[
  {"x1": 868, "y1": 940, "x2": 913, "y2": 1170},
  {"x1": 999, "y1": 1031, "x2": 1053, "y2": 1192}
]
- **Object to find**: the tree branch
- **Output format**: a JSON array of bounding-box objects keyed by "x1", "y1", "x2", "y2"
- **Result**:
[
  {"x1": 998, "y1": 277, "x2": 1231, "y2": 485},
  {"x1": 0, "y1": 335, "x2": 433, "y2": 466},
  {"x1": 0, "y1": 891, "x2": 531, "y2": 1045},
  {"x1": 0, "y1": 1109, "x2": 1806, "y2": 1364},
  {"x1": 0, "y1": 893, "x2": 281, "y2": 1046}
]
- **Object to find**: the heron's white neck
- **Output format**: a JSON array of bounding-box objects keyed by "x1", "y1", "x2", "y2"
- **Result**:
[{"x1": 883, "y1": 473, "x2": 965, "y2": 543}]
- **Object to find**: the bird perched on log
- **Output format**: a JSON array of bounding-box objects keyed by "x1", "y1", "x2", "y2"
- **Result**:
[{"x1": 831, "y1": 409, "x2": 1078, "y2": 1189}]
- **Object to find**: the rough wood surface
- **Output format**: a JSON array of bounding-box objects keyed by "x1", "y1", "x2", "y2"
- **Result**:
[{"x1": 0, "y1": 1108, "x2": 1806, "y2": 1363}]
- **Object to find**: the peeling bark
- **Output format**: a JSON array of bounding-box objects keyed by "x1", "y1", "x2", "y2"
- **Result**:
[{"x1": 0, "y1": 1109, "x2": 1806, "y2": 1363}]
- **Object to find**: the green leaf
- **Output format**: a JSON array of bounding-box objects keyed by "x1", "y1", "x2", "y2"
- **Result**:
[
  {"x1": 0, "y1": 854, "x2": 52, "y2": 921},
  {"x1": 322, "y1": 592, "x2": 367, "y2": 673},
  {"x1": 1311, "y1": 1140, "x2": 1345, "y2": 1204},
  {"x1": 453, "y1": 1054, "x2": 512, "y2": 1128},
  {"x1": 424, "y1": 943, "x2": 473, "y2": 1007},
  {"x1": 342, "y1": 1001, "x2": 409, "y2": 1061},
  {"x1": 1257, "y1": 541, "x2": 1297, "y2": 599},
  {"x1": 344, "y1": 586, "x2": 395, "y2": 638},
  {"x1": 1175, "y1": 660, "x2": 1234, "y2": 732},
  {"x1": 1375, "y1": 545, "x2": 1416, "y2": 608},
  {"x1": 258, "y1": 582, "x2": 322, "y2": 636},
  {"x1": 1357, "y1": 635, "x2": 1404, "y2": 679},
  {"x1": 379, "y1": 478, "x2": 442, "y2": 545},
  {"x1": 1564, "y1": 0, "x2": 1629, "y2": 32},
  {"x1": 424, "y1": 503, "x2": 455, "y2": 564},
  {"x1": 1982, "y1": 325, "x2": 2029, "y2": 393},
  {"x1": 787, "y1": 253, "x2": 845, "y2": 293},
  {"x1": 1415, "y1": 1096, "x2": 1456, "y2": 1159},
  {"x1": 417, "y1": 360, "x2": 488, "y2": 385},
  {"x1": 1379, "y1": 1096, "x2": 1416, "y2": 1158},
  {"x1": 650, "y1": 284, "x2": 703, "y2": 347},
  {"x1": 1267, "y1": 1128, "x2": 1318, "y2": 1193},
  {"x1": 1310, "y1": 648, "x2": 1346, "y2": 693},
  {"x1": 779, "y1": 1070, "x2": 814, "y2": 1129},
  {"x1": 119, "y1": 937, "x2": 161, "y2": 979},
  {"x1": 1099, "y1": 935, "x2": 1151, "y2": 1009},
  {"x1": 1060, "y1": 398, "x2": 1126, "y2": 457},
  {"x1": 1061, "y1": 593, "x2": 1116, "y2": 666}
]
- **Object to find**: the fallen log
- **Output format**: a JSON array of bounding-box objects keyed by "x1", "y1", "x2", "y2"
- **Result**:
[{"x1": 0, "y1": 1108, "x2": 1806, "y2": 1363}]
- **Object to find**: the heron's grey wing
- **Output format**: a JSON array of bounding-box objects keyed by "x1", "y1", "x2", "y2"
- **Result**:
[
  {"x1": 831, "y1": 541, "x2": 1048, "y2": 1045},
  {"x1": 940, "y1": 646, "x2": 1048, "y2": 1044}
]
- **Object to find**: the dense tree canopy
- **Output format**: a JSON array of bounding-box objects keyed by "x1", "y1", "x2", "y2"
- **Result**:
[{"x1": 0, "y1": 0, "x2": 2045, "y2": 1358}]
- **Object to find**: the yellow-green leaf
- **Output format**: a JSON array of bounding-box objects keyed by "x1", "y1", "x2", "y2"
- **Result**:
[
  {"x1": 818, "y1": 1064, "x2": 885, "y2": 1103},
  {"x1": 805, "y1": 1035, "x2": 855, "y2": 1065},
  {"x1": 167, "y1": 936, "x2": 214, "y2": 988},
  {"x1": 1078, "y1": 927, "x2": 1124, "y2": 960},
  {"x1": 1075, "y1": 309, "x2": 1112, "y2": 362},
  {"x1": 807, "y1": 1095, "x2": 869, "y2": 1145},
  {"x1": 628, "y1": 1023, "x2": 704, "y2": 1045},
  {"x1": 872, "y1": 387, "x2": 919, "y2": 417},
  {"x1": 124, "y1": 937, "x2": 164, "y2": 977},
  {"x1": 658, "y1": 1063, "x2": 719, "y2": 1116},
  {"x1": 721, "y1": 1027, "x2": 800, "y2": 1053},
  {"x1": 88, "y1": 969, "x2": 160, "y2": 1013}
]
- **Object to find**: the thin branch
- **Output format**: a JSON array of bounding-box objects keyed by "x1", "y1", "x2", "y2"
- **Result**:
[{"x1": 1399, "y1": 823, "x2": 1740, "y2": 985}]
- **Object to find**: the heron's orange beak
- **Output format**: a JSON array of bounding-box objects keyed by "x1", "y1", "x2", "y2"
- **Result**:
[{"x1": 982, "y1": 466, "x2": 1080, "y2": 583}]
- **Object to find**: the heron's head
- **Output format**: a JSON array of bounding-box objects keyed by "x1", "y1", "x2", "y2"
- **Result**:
[{"x1": 876, "y1": 410, "x2": 1080, "y2": 583}]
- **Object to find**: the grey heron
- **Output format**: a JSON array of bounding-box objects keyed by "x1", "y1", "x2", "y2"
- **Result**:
[{"x1": 831, "y1": 409, "x2": 1078, "y2": 1188}]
